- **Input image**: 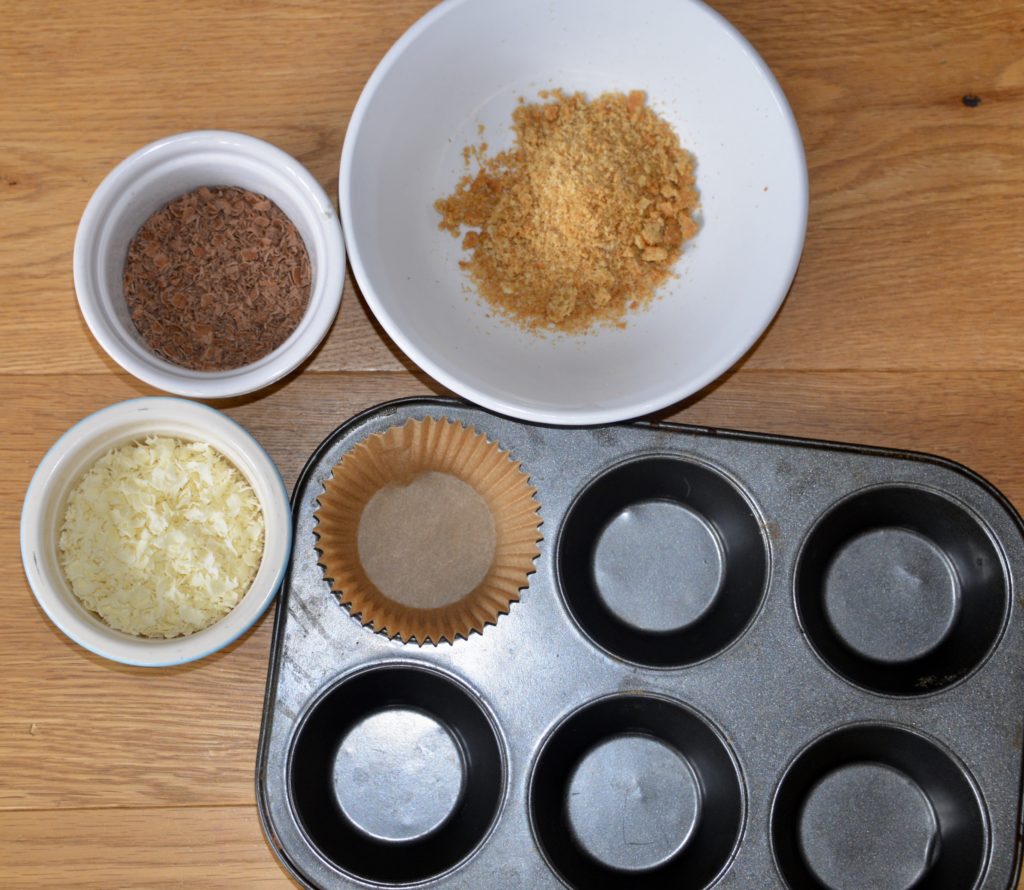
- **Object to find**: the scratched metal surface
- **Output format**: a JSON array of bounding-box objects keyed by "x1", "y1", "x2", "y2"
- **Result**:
[{"x1": 257, "y1": 397, "x2": 1024, "y2": 889}]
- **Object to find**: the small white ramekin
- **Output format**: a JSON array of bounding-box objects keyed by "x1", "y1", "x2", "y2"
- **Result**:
[
  {"x1": 74, "y1": 130, "x2": 345, "y2": 398},
  {"x1": 21, "y1": 398, "x2": 292, "y2": 667}
]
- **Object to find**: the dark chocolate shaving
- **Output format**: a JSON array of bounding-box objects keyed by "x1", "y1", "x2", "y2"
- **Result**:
[{"x1": 123, "y1": 186, "x2": 311, "y2": 371}]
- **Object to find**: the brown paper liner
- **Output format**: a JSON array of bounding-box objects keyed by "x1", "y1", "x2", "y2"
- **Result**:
[{"x1": 314, "y1": 417, "x2": 543, "y2": 644}]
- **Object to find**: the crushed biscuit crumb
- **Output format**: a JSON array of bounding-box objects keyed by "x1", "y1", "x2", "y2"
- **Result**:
[
  {"x1": 642, "y1": 246, "x2": 669, "y2": 263},
  {"x1": 434, "y1": 89, "x2": 700, "y2": 333}
]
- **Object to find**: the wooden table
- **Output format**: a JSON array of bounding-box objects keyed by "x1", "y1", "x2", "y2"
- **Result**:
[{"x1": 2, "y1": 1, "x2": 1022, "y2": 886}]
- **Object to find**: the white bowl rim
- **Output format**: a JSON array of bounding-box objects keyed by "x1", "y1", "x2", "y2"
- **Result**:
[
  {"x1": 339, "y1": 0, "x2": 809, "y2": 426},
  {"x1": 20, "y1": 397, "x2": 292, "y2": 667},
  {"x1": 74, "y1": 129, "x2": 345, "y2": 400}
]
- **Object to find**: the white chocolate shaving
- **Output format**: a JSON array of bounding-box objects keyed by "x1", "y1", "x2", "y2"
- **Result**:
[{"x1": 59, "y1": 436, "x2": 264, "y2": 638}]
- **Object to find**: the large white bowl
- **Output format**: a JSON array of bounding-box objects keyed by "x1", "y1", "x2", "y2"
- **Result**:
[
  {"x1": 341, "y1": 0, "x2": 807, "y2": 425},
  {"x1": 75, "y1": 130, "x2": 345, "y2": 399},
  {"x1": 21, "y1": 398, "x2": 292, "y2": 667}
]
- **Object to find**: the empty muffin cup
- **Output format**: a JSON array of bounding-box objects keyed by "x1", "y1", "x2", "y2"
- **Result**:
[
  {"x1": 795, "y1": 485, "x2": 1007, "y2": 695},
  {"x1": 556, "y1": 456, "x2": 767, "y2": 667},
  {"x1": 314, "y1": 417, "x2": 543, "y2": 644},
  {"x1": 529, "y1": 694, "x2": 744, "y2": 889},
  {"x1": 771, "y1": 723, "x2": 987, "y2": 890},
  {"x1": 288, "y1": 664, "x2": 505, "y2": 884}
]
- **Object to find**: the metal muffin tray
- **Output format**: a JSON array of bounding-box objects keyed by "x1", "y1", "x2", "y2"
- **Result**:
[{"x1": 257, "y1": 397, "x2": 1024, "y2": 889}]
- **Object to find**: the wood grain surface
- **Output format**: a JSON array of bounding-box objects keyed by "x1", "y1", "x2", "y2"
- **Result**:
[{"x1": 2, "y1": 0, "x2": 1022, "y2": 886}]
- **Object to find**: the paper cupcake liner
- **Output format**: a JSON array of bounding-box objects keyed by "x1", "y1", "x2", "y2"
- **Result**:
[{"x1": 314, "y1": 417, "x2": 543, "y2": 644}]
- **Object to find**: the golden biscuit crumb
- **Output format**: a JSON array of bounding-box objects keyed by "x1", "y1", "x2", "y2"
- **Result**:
[{"x1": 434, "y1": 89, "x2": 700, "y2": 333}]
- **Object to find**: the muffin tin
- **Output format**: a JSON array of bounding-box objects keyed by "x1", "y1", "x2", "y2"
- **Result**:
[{"x1": 257, "y1": 397, "x2": 1024, "y2": 889}]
